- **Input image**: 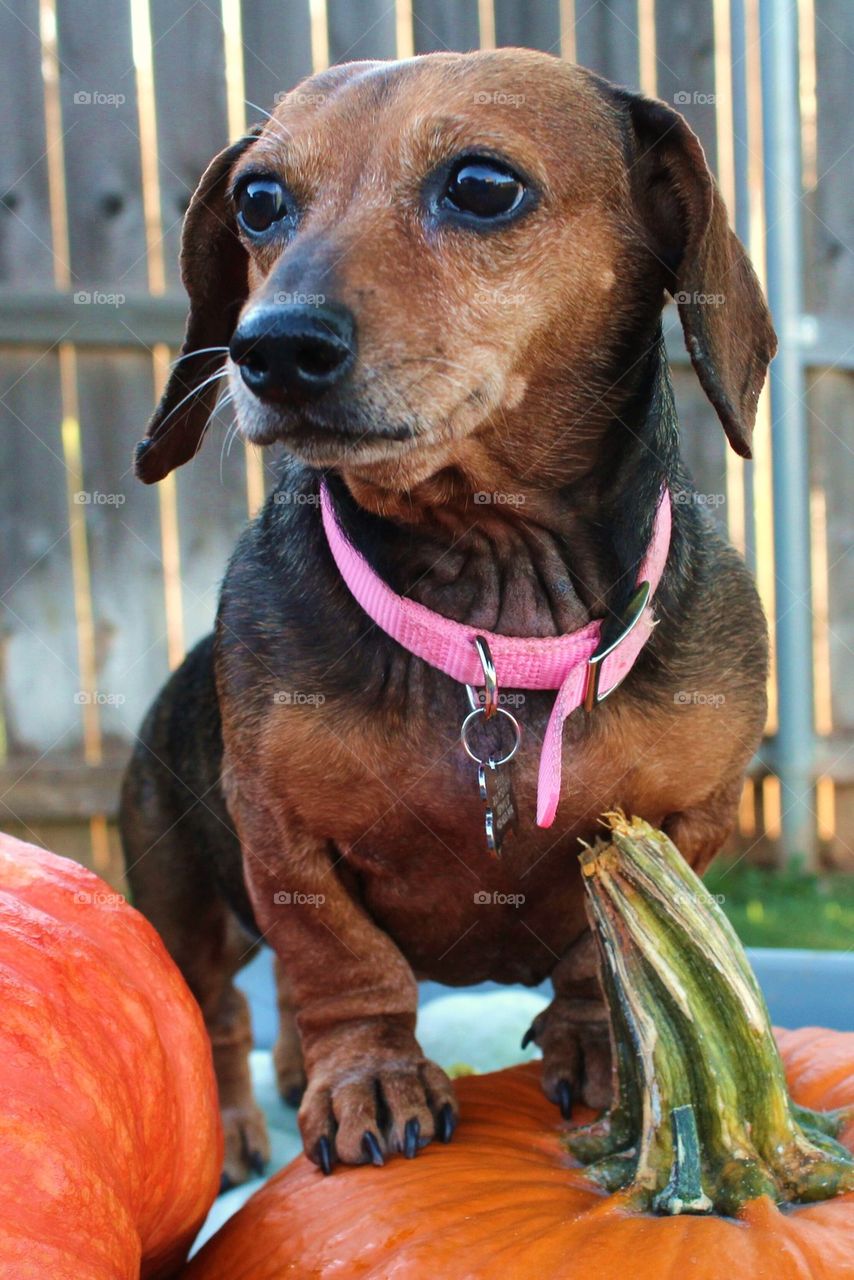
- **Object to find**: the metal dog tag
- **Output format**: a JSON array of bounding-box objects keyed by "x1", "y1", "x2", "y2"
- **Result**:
[
  {"x1": 477, "y1": 758, "x2": 518, "y2": 856},
  {"x1": 462, "y1": 634, "x2": 522, "y2": 858}
]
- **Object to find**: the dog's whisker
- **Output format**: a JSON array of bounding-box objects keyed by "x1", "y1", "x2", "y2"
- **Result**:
[
  {"x1": 244, "y1": 99, "x2": 294, "y2": 146},
  {"x1": 170, "y1": 346, "x2": 229, "y2": 368},
  {"x1": 155, "y1": 369, "x2": 229, "y2": 433},
  {"x1": 218, "y1": 415, "x2": 243, "y2": 485},
  {"x1": 226, "y1": 419, "x2": 243, "y2": 457},
  {"x1": 205, "y1": 385, "x2": 238, "y2": 482},
  {"x1": 244, "y1": 98, "x2": 273, "y2": 120}
]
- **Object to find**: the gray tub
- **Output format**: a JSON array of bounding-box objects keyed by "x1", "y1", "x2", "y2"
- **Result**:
[{"x1": 238, "y1": 946, "x2": 854, "y2": 1049}]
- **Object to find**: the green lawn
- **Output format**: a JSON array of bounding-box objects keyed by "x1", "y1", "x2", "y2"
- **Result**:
[{"x1": 703, "y1": 858, "x2": 854, "y2": 951}]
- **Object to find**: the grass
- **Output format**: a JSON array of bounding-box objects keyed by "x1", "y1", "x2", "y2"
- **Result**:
[{"x1": 703, "y1": 858, "x2": 854, "y2": 951}]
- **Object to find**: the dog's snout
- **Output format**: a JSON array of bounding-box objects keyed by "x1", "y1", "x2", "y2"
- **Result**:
[{"x1": 230, "y1": 304, "x2": 356, "y2": 404}]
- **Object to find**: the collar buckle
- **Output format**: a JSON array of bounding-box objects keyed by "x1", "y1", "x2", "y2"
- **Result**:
[{"x1": 583, "y1": 581, "x2": 652, "y2": 712}]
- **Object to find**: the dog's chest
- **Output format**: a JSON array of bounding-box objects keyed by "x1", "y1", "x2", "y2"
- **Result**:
[{"x1": 254, "y1": 683, "x2": 681, "y2": 981}]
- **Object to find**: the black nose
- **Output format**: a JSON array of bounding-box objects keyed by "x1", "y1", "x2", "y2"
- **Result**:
[{"x1": 230, "y1": 304, "x2": 356, "y2": 403}]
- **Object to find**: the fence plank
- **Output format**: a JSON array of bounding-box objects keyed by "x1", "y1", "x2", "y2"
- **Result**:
[
  {"x1": 671, "y1": 362, "x2": 730, "y2": 533},
  {"x1": 76, "y1": 349, "x2": 170, "y2": 743},
  {"x1": 809, "y1": 0, "x2": 854, "y2": 821},
  {"x1": 149, "y1": 0, "x2": 230, "y2": 292},
  {"x1": 327, "y1": 0, "x2": 397, "y2": 63},
  {"x1": 0, "y1": 350, "x2": 80, "y2": 756},
  {"x1": 174, "y1": 402, "x2": 258, "y2": 655},
  {"x1": 52, "y1": 1, "x2": 159, "y2": 791},
  {"x1": 413, "y1": 0, "x2": 480, "y2": 52},
  {"x1": 145, "y1": 6, "x2": 250, "y2": 658},
  {"x1": 0, "y1": 6, "x2": 79, "y2": 771},
  {"x1": 55, "y1": 0, "x2": 147, "y2": 290},
  {"x1": 654, "y1": 0, "x2": 718, "y2": 171},
  {"x1": 810, "y1": 372, "x2": 854, "y2": 733},
  {"x1": 809, "y1": 0, "x2": 854, "y2": 319},
  {"x1": 0, "y1": 1, "x2": 55, "y2": 287},
  {"x1": 574, "y1": 0, "x2": 642, "y2": 90},
  {"x1": 493, "y1": 0, "x2": 560, "y2": 53},
  {"x1": 242, "y1": 1, "x2": 315, "y2": 106},
  {"x1": 801, "y1": 0, "x2": 854, "y2": 862},
  {"x1": 651, "y1": 2, "x2": 727, "y2": 539}
]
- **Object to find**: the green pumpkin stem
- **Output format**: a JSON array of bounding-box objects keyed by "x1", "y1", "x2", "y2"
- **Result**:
[
  {"x1": 567, "y1": 813, "x2": 854, "y2": 1216},
  {"x1": 653, "y1": 1106, "x2": 712, "y2": 1215}
]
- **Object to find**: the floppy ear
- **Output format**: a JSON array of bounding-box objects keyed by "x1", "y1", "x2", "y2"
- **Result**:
[
  {"x1": 134, "y1": 127, "x2": 262, "y2": 483},
  {"x1": 623, "y1": 94, "x2": 777, "y2": 458}
]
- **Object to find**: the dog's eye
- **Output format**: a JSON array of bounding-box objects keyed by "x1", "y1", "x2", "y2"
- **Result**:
[
  {"x1": 443, "y1": 159, "x2": 525, "y2": 219},
  {"x1": 236, "y1": 178, "x2": 289, "y2": 235}
]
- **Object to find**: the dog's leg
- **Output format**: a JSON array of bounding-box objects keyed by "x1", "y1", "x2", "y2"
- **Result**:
[
  {"x1": 273, "y1": 957, "x2": 307, "y2": 1107},
  {"x1": 231, "y1": 795, "x2": 458, "y2": 1170},
  {"x1": 129, "y1": 858, "x2": 269, "y2": 1187},
  {"x1": 122, "y1": 799, "x2": 269, "y2": 1187},
  {"x1": 527, "y1": 776, "x2": 747, "y2": 1115},
  {"x1": 120, "y1": 638, "x2": 271, "y2": 1187},
  {"x1": 661, "y1": 772, "x2": 746, "y2": 877},
  {"x1": 523, "y1": 932, "x2": 612, "y2": 1112},
  {"x1": 199, "y1": 917, "x2": 270, "y2": 1189}
]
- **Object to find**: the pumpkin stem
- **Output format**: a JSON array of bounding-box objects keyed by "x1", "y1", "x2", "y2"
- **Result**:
[
  {"x1": 652, "y1": 1106, "x2": 712, "y2": 1215},
  {"x1": 567, "y1": 813, "x2": 854, "y2": 1216}
]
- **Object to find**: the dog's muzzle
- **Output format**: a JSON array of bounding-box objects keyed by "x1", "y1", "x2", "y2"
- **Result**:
[{"x1": 230, "y1": 303, "x2": 356, "y2": 404}]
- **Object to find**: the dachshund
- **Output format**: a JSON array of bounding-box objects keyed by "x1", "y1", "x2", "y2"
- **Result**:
[{"x1": 120, "y1": 47, "x2": 775, "y2": 1186}]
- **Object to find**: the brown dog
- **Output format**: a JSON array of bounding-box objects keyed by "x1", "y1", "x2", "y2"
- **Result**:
[{"x1": 120, "y1": 48, "x2": 775, "y2": 1186}]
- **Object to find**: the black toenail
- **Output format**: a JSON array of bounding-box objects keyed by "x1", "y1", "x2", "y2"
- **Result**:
[
  {"x1": 437, "y1": 1102, "x2": 457, "y2": 1143},
  {"x1": 362, "y1": 1131, "x2": 385, "y2": 1166},
  {"x1": 404, "y1": 1117, "x2": 421, "y2": 1158},
  {"x1": 317, "y1": 1135, "x2": 334, "y2": 1175}
]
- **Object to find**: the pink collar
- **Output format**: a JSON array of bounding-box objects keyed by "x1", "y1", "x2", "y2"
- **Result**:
[{"x1": 320, "y1": 484, "x2": 672, "y2": 829}]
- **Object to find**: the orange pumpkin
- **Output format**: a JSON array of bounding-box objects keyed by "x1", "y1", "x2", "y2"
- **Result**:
[
  {"x1": 0, "y1": 832, "x2": 222, "y2": 1279},
  {"x1": 185, "y1": 1046, "x2": 854, "y2": 1280},
  {"x1": 187, "y1": 819, "x2": 854, "y2": 1280}
]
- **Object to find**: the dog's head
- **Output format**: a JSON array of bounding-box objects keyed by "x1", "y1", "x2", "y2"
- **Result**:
[{"x1": 135, "y1": 49, "x2": 775, "y2": 498}]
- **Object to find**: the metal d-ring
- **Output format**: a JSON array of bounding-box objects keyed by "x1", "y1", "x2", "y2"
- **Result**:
[
  {"x1": 465, "y1": 634, "x2": 499, "y2": 719},
  {"x1": 460, "y1": 705, "x2": 522, "y2": 767},
  {"x1": 583, "y1": 580, "x2": 652, "y2": 712}
]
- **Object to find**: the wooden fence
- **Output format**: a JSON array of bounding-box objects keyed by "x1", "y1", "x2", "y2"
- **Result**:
[{"x1": 0, "y1": 0, "x2": 852, "y2": 886}]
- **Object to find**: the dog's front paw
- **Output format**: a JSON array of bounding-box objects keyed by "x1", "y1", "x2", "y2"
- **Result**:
[
  {"x1": 299, "y1": 1037, "x2": 458, "y2": 1172},
  {"x1": 220, "y1": 1101, "x2": 271, "y2": 1191},
  {"x1": 523, "y1": 996, "x2": 612, "y2": 1114}
]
